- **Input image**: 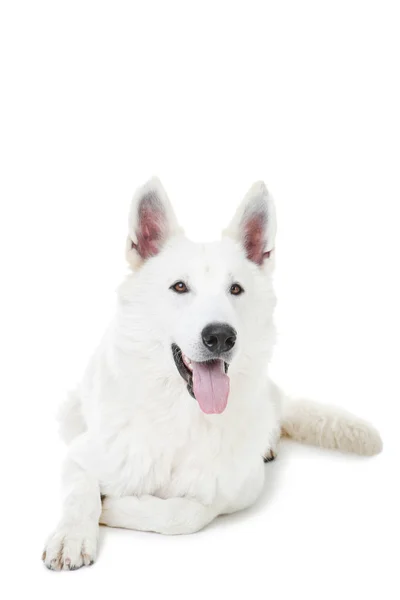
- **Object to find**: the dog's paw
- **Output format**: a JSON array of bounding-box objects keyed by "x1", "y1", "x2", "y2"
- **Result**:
[
  {"x1": 42, "y1": 522, "x2": 98, "y2": 571},
  {"x1": 263, "y1": 448, "x2": 277, "y2": 463}
]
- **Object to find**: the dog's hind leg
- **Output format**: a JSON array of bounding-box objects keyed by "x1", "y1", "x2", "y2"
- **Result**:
[
  {"x1": 100, "y1": 495, "x2": 218, "y2": 535},
  {"x1": 262, "y1": 380, "x2": 283, "y2": 463},
  {"x1": 263, "y1": 425, "x2": 281, "y2": 463}
]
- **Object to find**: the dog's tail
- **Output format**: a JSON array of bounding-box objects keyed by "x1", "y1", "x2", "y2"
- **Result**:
[{"x1": 281, "y1": 398, "x2": 382, "y2": 456}]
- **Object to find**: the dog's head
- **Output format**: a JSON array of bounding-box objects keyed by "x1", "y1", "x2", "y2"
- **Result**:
[{"x1": 120, "y1": 177, "x2": 277, "y2": 415}]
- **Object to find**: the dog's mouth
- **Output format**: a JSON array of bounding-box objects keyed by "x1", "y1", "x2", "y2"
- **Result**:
[{"x1": 171, "y1": 344, "x2": 230, "y2": 414}]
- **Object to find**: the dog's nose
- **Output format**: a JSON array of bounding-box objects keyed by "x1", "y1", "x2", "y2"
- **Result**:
[{"x1": 201, "y1": 323, "x2": 237, "y2": 354}]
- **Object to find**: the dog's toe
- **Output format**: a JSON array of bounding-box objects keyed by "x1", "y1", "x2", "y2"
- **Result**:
[{"x1": 42, "y1": 523, "x2": 98, "y2": 571}]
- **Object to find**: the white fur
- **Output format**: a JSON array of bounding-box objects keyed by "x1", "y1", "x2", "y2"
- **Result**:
[{"x1": 43, "y1": 178, "x2": 382, "y2": 571}]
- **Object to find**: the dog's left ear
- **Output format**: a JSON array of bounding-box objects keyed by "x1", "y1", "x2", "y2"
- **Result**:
[
  {"x1": 223, "y1": 181, "x2": 276, "y2": 266},
  {"x1": 126, "y1": 177, "x2": 183, "y2": 269}
]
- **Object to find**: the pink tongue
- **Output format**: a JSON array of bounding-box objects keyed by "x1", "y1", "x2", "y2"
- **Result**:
[{"x1": 192, "y1": 360, "x2": 230, "y2": 414}]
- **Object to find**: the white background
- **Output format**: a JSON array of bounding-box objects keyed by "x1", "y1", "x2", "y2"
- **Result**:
[{"x1": 1, "y1": 1, "x2": 399, "y2": 598}]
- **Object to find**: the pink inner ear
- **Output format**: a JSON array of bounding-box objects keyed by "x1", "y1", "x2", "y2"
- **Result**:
[
  {"x1": 243, "y1": 214, "x2": 268, "y2": 265},
  {"x1": 134, "y1": 196, "x2": 167, "y2": 259}
]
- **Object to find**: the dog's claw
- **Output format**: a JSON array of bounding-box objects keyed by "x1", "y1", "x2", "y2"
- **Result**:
[{"x1": 263, "y1": 449, "x2": 276, "y2": 463}]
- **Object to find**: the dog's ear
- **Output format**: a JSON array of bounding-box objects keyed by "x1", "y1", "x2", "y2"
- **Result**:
[
  {"x1": 126, "y1": 177, "x2": 183, "y2": 269},
  {"x1": 223, "y1": 181, "x2": 276, "y2": 265}
]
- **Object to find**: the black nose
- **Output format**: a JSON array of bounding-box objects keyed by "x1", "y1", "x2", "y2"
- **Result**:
[{"x1": 201, "y1": 323, "x2": 237, "y2": 354}]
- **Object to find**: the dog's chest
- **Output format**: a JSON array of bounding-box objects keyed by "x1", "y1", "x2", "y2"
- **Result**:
[
  {"x1": 160, "y1": 421, "x2": 266, "y2": 508},
  {"x1": 98, "y1": 396, "x2": 268, "y2": 507}
]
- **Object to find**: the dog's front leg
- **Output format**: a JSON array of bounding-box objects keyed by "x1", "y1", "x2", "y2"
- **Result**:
[
  {"x1": 42, "y1": 457, "x2": 101, "y2": 571},
  {"x1": 100, "y1": 495, "x2": 217, "y2": 535}
]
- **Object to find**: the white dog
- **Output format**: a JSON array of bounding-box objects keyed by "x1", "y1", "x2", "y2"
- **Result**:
[{"x1": 42, "y1": 178, "x2": 382, "y2": 571}]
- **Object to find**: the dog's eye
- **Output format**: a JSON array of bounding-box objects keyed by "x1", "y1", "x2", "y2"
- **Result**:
[
  {"x1": 171, "y1": 281, "x2": 189, "y2": 294},
  {"x1": 230, "y1": 283, "x2": 244, "y2": 296}
]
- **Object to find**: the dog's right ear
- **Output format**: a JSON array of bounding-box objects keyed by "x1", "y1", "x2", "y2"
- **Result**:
[{"x1": 126, "y1": 177, "x2": 183, "y2": 269}]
